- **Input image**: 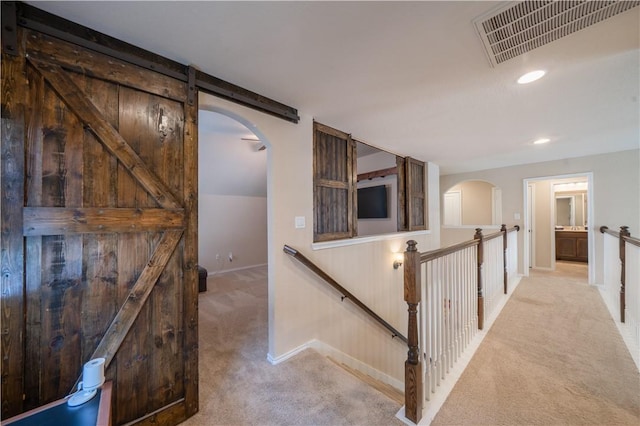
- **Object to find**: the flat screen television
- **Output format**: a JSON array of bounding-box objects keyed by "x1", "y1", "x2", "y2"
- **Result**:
[{"x1": 358, "y1": 185, "x2": 388, "y2": 219}]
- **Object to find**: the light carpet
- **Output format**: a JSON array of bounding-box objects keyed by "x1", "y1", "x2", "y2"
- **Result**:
[
  {"x1": 432, "y1": 261, "x2": 640, "y2": 425},
  {"x1": 181, "y1": 266, "x2": 403, "y2": 426}
]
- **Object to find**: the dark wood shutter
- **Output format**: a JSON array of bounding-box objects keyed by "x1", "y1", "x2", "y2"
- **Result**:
[
  {"x1": 313, "y1": 122, "x2": 357, "y2": 242},
  {"x1": 406, "y1": 157, "x2": 427, "y2": 230},
  {"x1": 1, "y1": 28, "x2": 198, "y2": 424},
  {"x1": 397, "y1": 156, "x2": 408, "y2": 231}
]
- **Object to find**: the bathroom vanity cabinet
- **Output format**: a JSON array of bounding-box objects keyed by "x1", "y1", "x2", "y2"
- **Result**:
[{"x1": 555, "y1": 230, "x2": 588, "y2": 262}]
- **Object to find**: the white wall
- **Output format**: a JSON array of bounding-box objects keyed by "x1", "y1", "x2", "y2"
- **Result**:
[
  {"x1": 533, "y1": 180, "x2": 553, "y2": 269},
  {"x1": 198, "y1": 194, "x2": 267, "y2": 273},
  {"x1": 447, "y1": 180, "x2": 494, "y2": 225},
  {"x1": 440, "y1": 149, "x2": 640, "y2": 284},
  {"x1": 199, "y1": 93, "x2": 441, "y2": 386}
]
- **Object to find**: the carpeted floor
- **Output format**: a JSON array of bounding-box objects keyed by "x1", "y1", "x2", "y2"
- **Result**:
[
  {"x1": 181, "y1": 266, "x2": 403, "y2": 426},
  {"x1": 432, "y1": 261, "x2": 640, "y2": 425}
]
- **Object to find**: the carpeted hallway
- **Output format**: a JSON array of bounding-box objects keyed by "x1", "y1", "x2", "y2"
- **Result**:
[
  {"x1": 182, "y1": 262, "x2": 640, "y2": 426},
  {"x1": 432, "y1": 261, "x2": 640, "y2": 425},
  {"x1": 181, "y1": 266, "x2": 403, "y2": 426}
]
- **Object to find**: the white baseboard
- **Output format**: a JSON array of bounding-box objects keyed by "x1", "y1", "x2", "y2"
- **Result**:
[
  {"x1": 208, "y1": 263, "x2": 267, "y2": 276},
  {"x1": 267, "y1": 339, "x2": 404, "y2": 391},
  {"x1": 310, "y1": 340, "x2": 404, "y2": 391},
  {"x1": 266, "y1": 341, "x2": 312, "y2": 365}
]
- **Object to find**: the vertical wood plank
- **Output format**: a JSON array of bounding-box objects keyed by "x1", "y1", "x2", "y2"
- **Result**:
[
  {"x1": 23, "y1": 64, "x2": 44, "y2": 411},
  {"x1": 116, "y1": 86, "x2": 152, "y2": 424},
  {"x1": 348, "y1": 136, "x2": 357, "y2": 237},
  {"x1": 115, "y1": 232, "x2": 151, "y2": 423},
  {"x1": 37, "y1": 80, "x2": 84, "y2": 403},
  {"x1": 396, "y1": 156, "x2": 407, "y2": 231},
  {"x1": 1, "y1": 45, "x2": 27, "y2": 419},
  {"x1": 182, "y1": 88, "x2": 199, "y2": 417},
  {"x1": 61, "y1": 65, "x2": 85, "y2": 397},
  {"x1": 77, "y1": 74, "x2": 120, "y2": 399},
  {"x1": 145, "y1": 94, "x2": 185, "y2": 412},
  {"x1": 112, "y1": 85, "x2": 187, "y2": 423}
]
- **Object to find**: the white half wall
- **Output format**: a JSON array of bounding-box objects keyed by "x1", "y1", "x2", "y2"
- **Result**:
[{"x1": 198, "y1": 194, "x2": 268, "y2": 273}]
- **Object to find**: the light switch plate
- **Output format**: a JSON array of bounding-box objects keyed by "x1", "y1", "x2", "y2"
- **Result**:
[
  {"x1": 295, "y1": 216, "x2": 305, "y2": 229},
  {"x1": 514, "y1": 213, "x2": 521, "y2": 220}
]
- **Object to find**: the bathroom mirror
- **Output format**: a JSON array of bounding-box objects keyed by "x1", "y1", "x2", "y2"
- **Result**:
[{"x1": 555, "y1": 192, "x2": 587, "y2": 227}]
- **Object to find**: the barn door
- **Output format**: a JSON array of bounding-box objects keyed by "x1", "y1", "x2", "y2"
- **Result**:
[{"x1": 1, "y1": 28, "x2": 198, "y2": 424}]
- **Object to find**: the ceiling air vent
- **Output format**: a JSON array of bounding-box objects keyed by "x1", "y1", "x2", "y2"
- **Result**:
[{"x1": 474, "y1": 0, "x2": 640, "y2": 67}]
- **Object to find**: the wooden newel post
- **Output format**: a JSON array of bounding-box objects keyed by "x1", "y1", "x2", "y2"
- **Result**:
[
  {"x1": 404, "y1": 240, "x2": 423, "y2": 424},
  {"x1": 619, "y1": 226, "x2": 629, "y2": 323},
  {"x1": 474, "y1": 228, "x2": 484, "y2": 330},
  {"x1": 501, "y1": 224, "x2": 508, "y2": 294}
]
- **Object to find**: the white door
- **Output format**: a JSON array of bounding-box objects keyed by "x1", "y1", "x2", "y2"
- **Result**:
[
  {"x1": 492, "y1": 187, "x2": 502, "y2": 225},
  {"x1": 444, "y1": 191, "x2": 462, "y2": 226},
  {"x1": 527, "y1": 184, "x2": 535, "y2": 268}
]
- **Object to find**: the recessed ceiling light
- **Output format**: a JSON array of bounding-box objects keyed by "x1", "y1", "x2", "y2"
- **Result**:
[
  {"x1": 518, "y1": 70, "x2": 546, "y2": 84},
  {"x1": 533, "y1": 138, "x2": 551, "y2": 145}
]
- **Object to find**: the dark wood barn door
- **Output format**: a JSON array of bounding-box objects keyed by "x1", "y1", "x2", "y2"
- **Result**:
[{"x1": 1, "y1": 28, "x2": 198, "y2": 424}]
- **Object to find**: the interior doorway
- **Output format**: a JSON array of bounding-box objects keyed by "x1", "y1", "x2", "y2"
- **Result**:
[
  {"x1": 197, "y1": 109, "x2": 268, "y2": 276},
  {"x1": 523, "y1": 173, "x2": 594, "y2": 284}
]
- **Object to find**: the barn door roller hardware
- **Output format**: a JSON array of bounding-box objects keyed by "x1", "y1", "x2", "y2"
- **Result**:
[
  {"x1": 3, "y1": 1, "x2": 300, "y2": 123},
  {"x1": 1, "y1": 2, "x2": 18, "y2": 56}
]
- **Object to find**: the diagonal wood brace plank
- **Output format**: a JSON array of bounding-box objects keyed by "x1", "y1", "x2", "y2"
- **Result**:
[
  {"x1": 27, "y1": 57, "x2": 182, "y2": 210},
  {"x1": 86, "y1": 230, "x2": 183, "y2": 371}
]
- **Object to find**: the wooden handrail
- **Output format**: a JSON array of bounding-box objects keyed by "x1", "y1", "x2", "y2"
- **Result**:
[
  {"x1": 283, "y1": 245, "x2": 408, "y2": 344},
  {"x1": 421, "y1": 239, "x2": 479, "y2": 262},
  {"x1": 600, "y1": 226, "x2": 619, "y2": 238},
  {"x1": 420, "y1": 225, "x2": 520, "y2": 263},
  {"x1": 624, "y1": 235, "x2": 640, "y2": 248},
  {"x1": 483, "y1": 230, "x2": 504, "y2": 241}
]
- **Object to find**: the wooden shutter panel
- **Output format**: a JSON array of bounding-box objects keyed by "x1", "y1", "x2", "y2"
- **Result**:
[
  {"x1": 397, "y1": 156, "x2": 407, "y2": 231},
  {"x1": 313, "y1": 122, "x2": 357, "y2": 242},
  {"x1": 406, "y1": 157, "x2": 427, "y2": 231}
]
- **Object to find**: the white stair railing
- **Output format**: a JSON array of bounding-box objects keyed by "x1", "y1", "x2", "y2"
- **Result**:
[
  {"x1": 482, "y1": 232, "x2": 505, "y2": 321},
  {"x1": 626, "y1": 242, "x2": 640, "y2": 365},
  {"x1": 402, "y1": 226, "x2": 520, "y2": 424},
  {"x1": 507, "y1": 228, "x2": 518, "y2": 286},
  {"x1": 600, "y1": 226, "x2": 640, "y2": 370},
  {"x1": 421, "y1": 244, "x2": 478, "y2": 400},
  {"x1": 602, "y1": 230, "x2": 622, "y2": 315}
]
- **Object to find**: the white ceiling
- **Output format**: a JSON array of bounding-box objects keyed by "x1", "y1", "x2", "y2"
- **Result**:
[{"x1": 28, "y1": 1, "x2": 640, "y2": 175}]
